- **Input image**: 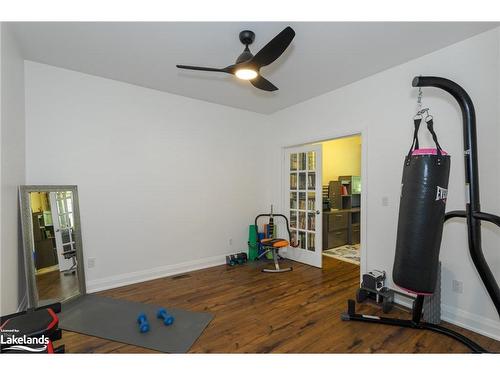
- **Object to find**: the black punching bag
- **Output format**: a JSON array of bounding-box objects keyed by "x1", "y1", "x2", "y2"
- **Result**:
[{"x1": 392, "y1": 117, "x2": 450, "y2": 295}]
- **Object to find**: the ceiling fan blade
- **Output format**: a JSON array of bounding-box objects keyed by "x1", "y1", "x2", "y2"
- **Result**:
[
  {"x1": 176, "y1": 65, "x2": 229, "y2": 73},
  {"x1": 250, "y1": 76, "x2": 278, "y2": 92},
  {"x1": 223, "y1": 64, "x2": 236, "y2": 74},
  {"x1": 251, "y1": 26, "x2": 295, "y2": 68}
]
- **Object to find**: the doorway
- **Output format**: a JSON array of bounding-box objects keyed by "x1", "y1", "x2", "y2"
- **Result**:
[
  {"x1": 283, "y1": 133, "x2": 363, "y2": 277},
  {"x1": 319, "y1": 135, "x2": 362, "y2": 279}
]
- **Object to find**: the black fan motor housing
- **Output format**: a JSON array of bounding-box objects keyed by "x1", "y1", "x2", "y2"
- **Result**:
[{"x1": 239, "y1": 30, "x2": 255, "y2": 45}]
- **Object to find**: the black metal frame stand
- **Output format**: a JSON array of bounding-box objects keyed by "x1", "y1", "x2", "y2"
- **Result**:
[
  {"x1": 415, "y1": 77, "x2": 500, "y2": 315},
  {"x1": 342, "y1": 76, "x2": 500, "y2": 353},
  {"x1": 341, "y1": 296, "x2": 486, "y2": 352}
]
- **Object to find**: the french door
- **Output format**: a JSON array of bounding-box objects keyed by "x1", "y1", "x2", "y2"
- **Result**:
[
  {"x1": 284, "y1": 144, "x2": 322, "y2": 268},
  {"x1": 50, "y1": 191, "x2": 76, "y2": 271}
]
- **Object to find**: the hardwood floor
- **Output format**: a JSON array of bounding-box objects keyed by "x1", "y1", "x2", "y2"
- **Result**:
[
  {"x1": 59, "y1": 257, "x2": 500, "y2": 353},
  {"x1": 36, "y1": 269, "x2": 79, "y2": 303}
]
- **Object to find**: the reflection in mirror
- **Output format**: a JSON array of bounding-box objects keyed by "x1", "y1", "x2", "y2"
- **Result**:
[{"x1": 21, "y1": 186, "x2": 85, "y2": 307}]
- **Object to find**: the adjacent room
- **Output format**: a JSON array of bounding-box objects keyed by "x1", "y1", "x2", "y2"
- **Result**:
[
  {"x1": 320, "y1": 135, "x2": 362, "y2": 268},
  {"x1": 1, "y1": 21, "x2": 500, "y2": 355}
]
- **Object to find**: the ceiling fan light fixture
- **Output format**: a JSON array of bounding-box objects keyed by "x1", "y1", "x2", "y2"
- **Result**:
[
  {"x1": 176, "y1": 26, "x2": 295, "y2": 91},
  {"x1": 235, "y1": 68, "x2": 258, "y2": 80}
]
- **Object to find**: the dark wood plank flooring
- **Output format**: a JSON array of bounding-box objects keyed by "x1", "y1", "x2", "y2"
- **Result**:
[
  {"x1": 59, "y1": 257, "x2": 500, "y2": 353},
  {"x1": 36, "y1": 269, "x2": 79, "y2": 303}
]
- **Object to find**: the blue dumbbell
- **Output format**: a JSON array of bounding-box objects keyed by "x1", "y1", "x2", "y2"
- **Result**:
[
  {"x1": 156, "y1": 308, "x2": 175, "y2": 326},
  {"x1": 137, "y1": 313, "x2": 150, "y2": 333}
]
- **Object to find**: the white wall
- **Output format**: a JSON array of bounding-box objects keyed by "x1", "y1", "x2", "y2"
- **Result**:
[
  {"x1": 0, "y1": 23, "x2": 26, "y2": 315},
  {"x1": 265, "y1": 28, "x2": 500, "y2": 339},
  {"x1": 21, "y1": 27, "x2": 500, "y2": 340},
  {"x1": 24, "y1": 61, "x2": 270, "y2": 292}
]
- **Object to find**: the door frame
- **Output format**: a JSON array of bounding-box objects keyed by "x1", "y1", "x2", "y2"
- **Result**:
[{"x1": 280, "y1": 128, "x2": 368, "y2": 276}]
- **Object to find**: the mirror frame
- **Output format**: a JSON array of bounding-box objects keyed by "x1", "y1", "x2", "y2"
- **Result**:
[{"x1": 19, "y1": 185, "x2": 87, "y2": 308}]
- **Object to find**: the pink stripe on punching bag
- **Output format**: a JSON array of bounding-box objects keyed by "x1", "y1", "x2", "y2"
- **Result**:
[
  {"x1": 412, "y1": 148, "x2": 448, "y2": 156},
  {"x1": 394, "y1": 283, "x2": 434, "y2": 296}
]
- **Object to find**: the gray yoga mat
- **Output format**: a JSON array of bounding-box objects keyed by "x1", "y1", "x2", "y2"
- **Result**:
[{"x1": 59, "y1": 294, "x2": 213, "y2": 353}]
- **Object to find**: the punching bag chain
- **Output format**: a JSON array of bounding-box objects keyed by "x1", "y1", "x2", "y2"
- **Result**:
[
  {"x1": 414, "y1": 87, "x2": 431, "y2": 120},
  {"x1": 416, "y1": 87, "x2": 423, "y2": 111}
]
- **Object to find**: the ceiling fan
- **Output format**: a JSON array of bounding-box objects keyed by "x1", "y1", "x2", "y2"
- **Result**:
[{"x1": 176, "y1": 26, "x2": 295, "y2": 92}]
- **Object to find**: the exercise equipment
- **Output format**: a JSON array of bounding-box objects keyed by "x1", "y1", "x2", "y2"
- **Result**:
[
  {"x1": 137, "y1": 313, "x2": 150, "y2": 333},
  {"x1": 263, "y1": 224, "x2": 275, "y2": 259},
  {"x1": 342, "y1": 76, "x2": 500, "y2": 353},
  {"x1": 0, "y1": 302, "x2": 64, "y2": 353},
  {"x1": 422, "y1": 262, "x2": 442, "y2": 324},
  {"x1": 248, "y1": 225, "x2": 259, "y2": 261},
  {"x1": 357, "y1": 270, "x2": 394, "y2": 313},
  {"x1": 59, "y1": 294, "x2": 213, "y2": 353},
  {"x1": 393, "y1": 111, "x2": 450, "y2": 294},
  {"x1": 257, "y1": 232, "x2": 266, "y2": 257},
  {"x1": 157, "y1": 308, "x2": 175, "y2": 326},
  {"x1": 226, "y1": 252, "x2": 248, "y2": 266},
  {"x1": 254, "y1": 205, "x2": 299, "y2": 273},
  {"x1": 237, "y1": 252, "x2": 248, "y2": 264}
]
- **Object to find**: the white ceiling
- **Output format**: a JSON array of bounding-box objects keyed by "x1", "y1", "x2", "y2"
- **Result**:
[{"x1": 11, "y1": 22, "x2": 498, "y2": 114}]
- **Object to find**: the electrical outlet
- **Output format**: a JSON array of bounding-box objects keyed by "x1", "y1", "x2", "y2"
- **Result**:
[
  {"x1": 88, "y1": 257, "x2": 96, "y2": 269},
  {"x1": 382, "y1": 196, "x2": 389, "y2": 206},
  {"x1": 452, "y1": 279, "x2": 463, "y2": 294},
  {"x1": 228, "y1": 238, "x2": 233, "y2": 246}
]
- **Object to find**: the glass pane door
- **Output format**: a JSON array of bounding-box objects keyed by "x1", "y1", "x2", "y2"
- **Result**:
[
  {"x1": 50, "y1": 191, "x2": 76, "y2": 272},
  {"x1": 285, "y1": 144, "x2": 322, "y2": 268}
]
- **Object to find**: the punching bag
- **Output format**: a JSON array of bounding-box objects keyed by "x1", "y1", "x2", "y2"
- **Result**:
[{"x1": 393, "y1": 116, "x2": 450, "y2": 295}]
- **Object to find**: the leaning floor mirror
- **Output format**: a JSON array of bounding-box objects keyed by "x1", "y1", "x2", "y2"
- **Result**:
[{"x1": 19, "y1": 185, "x2": 86, "y2": 308}]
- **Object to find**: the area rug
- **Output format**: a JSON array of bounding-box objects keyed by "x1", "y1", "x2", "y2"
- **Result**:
[{"x1": 323, "y1": 244, "x2": 360, "y2": 265}]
